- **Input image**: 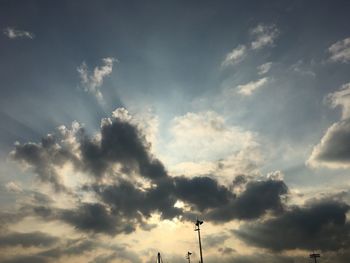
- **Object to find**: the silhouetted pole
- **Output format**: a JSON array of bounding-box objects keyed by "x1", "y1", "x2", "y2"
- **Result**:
[
  {"x1": 157, "y1": 252, "x2": 161, "y2": 263},
  {"x1": 195, "y1": 219, "x2": 204, "y2": 263},
  {"x1": 186, "y1": 251, "x2": 192, "y2": 263},
  {"x1": 310, "y1": 253, "x2": 320, "y2": 263}
]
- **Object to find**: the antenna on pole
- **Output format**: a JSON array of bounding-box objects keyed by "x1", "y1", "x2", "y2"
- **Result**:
[
  {"x1": 186, "y1": 251, "x2": 192, "y2": 263},
  {"x1": 309, "y1": 252, "x2": 320, "y2": 263},
  {"x1": 195, "y1": 219, "x2": 204, "y2": 263}
]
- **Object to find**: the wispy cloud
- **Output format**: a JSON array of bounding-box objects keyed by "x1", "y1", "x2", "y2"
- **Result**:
[
  {"x1": 328, "y1": 37, "x2": 350, "y2": 63},
  {"x1": 327, "y1": 82, "x2": 350, "y2": 119},
  {"x1": 222, "y1": 24, "x2": 279, "y2": 67},
  {"x1": 237, "y1": 77, "x2": 268, "y2": 96},
  {"x1": 221, "y1": 45, "x2": 247, "y2": 67},
  {"x1": 290, "y1": 60, "x2": 316, "y2": 77},
  {"x1": 77, "y1": 57, "x2": 117, "y2": 103},
  {"x1": 257, "y1": 62, "x2": 272, "y2": 75},
  {"x1": 250, "y1": 24, "x2": 279, "y2": 50},
  {"x1": 3, "y1": 27, "x2": 34, "y2": 39}
]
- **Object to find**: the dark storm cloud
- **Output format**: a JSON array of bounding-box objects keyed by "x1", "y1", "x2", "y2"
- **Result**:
[
  {"x1": 234, "y1": 200, "x2": 350, "y2": 251},
  {"x1": 30, "y1": 200, "x2": 157, "y2": 236},
  {"x1": 31, "y1": 191, "x2": 54, "y2": 205},
  {"x1": 60, "y1": 203, "x2": 135, "y2": 235},
  {"x1": 1, "y1": 236, "x2": 140, "y2": 263},
  {"x1": 11, "y1": 110, "x2": 290, "y2": 235},
  {"x1": 206, "y1": 179, "x2": 288, "y2": 222},
  {"x1": 11, "y1": 134, "x2": 78, "y2": 192},
  {"x1": 37, "y1": 238, "x2": 96, "y2": 258},
  {"x1": 41, "y1": 238, "x2": 142, "y2": 263},
  {"x1": 92, "y1": 176, "x2": 287, "y2": 232},
  {"x1": 92, "y1": 177, "x2": 180, "y2": 221},
  {"x1": 11, "y1": 109, "x2": 287, "y2": 235},
  {"x1": 232, "y1": 174, "x2": 248, "y2": 187},
  {"x1": 1, "y1": 255, "x2": 48, "y2": 263},
  {"x1": 0, "y1": 209, "x2": 34, "y2": 229},
  {"x1": 231, "y1": 180, "x2": 287, "y2": 219},
  {"x1": 203, "y1": 232, "x2": 229, "y2": 248},
  {"x1": 80, "y1": 115, "x2": 167, "y2": 180},
  {"x1": 106, "y1": 175, "x2": 240, "y2": 222},
  {"x1": 27, "y1": 204, "x2": 121, "y2": 235},
  {"x1": 12, "y1": 110, "x2": 167, "y2": 189},
  {"x1": 29, "y1": 202, "x2": 140, "y2": 236},
  {"x1": 142, "y1": 178, "x2": 181, "y2": 219},
  {"x1": 0, "y1": 231, "x2": 58, "y2": 248},
  {"x1": 26, "y1": 177, "x2": 289, "y2": 235},
  {"x1": 93, "y1": 180, "x2": 147, "y2": 217},
  {"x1": 218, "y1": 247, "x2": 235, "y2": 255},
  {"x1": 174, "y1": 176, "x2": 235, "y2": 211}
]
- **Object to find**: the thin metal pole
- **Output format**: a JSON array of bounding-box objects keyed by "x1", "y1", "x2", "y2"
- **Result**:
[
  {"x1": 187, "y1": 252, "x2": 191, "y2": 263},
  {"x1": 197, "y1": 227, "x2": 203, "y2": 263},
  {"x1": 309, "y1": 253, "x2": 320, "y2": 263}
]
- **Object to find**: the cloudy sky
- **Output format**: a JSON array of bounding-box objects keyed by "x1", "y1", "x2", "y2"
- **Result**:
[{"x1": 1, "y1": 1, "x2": 350, "y2": 262}]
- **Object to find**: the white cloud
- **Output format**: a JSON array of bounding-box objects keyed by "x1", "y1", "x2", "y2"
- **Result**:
[
  {"x1": 308, "y1": 82, "x2": 350, "y2": 168},
  {"x1": 77, "y1": 57, "x2": 117, "y2": 103},
  {"x1": 164, "y1": 111, "x2": 262, "y2": 182},
  {"x1": 257, "y1": 62, "x2": 272, "y2": 75},
  {"x1": 290, "y1": 60, "x2": 316, "y2": 77},
  {"x1": 216, "y1": 147, "x2": 263, "y2": 180},
  {"x1": 5, "y1": 181, "x2": 22, "y2": 193},
  {"x1": 267, "y1": 170, "x2": 284, "y2": 181},
  {"x1": 3, "y1": 27, "x2": 34, "y2": 39},
  {"x1": 164, "y1": 111, "x2": 258, "y2": 166},
  {"x1": 307, "y1": 120, "x2": 350, "y2": 169},
  {"x1": 328, "y1": 37, "x2": 350, "y2": 63},
  {"x1": 222, "y1": 45, "x2": 247, "y2": 67},
  {"x1": 221, "y1": 24, "x2": 279, "y2": 68},
  {"x1": 250, "y1": 24, "x2": 279, "y2": 50},
  {"x1": 237, "y1": 77, "x2": 268, "y2": 96},
  {"x1": 327, "y1": 82, "x2": 350, "y2": 119}
]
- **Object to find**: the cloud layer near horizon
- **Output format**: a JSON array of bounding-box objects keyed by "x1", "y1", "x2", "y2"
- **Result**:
[
  {"x1": 10, "y1": 108, "x2": 289, "y2": 233},
  {"x1": 3, "y1": 108, "x2": 349, "y2": 263}
]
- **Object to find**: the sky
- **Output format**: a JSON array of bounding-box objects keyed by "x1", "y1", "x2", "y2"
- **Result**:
[{"x1": 1, "y1": 0, "x2": 350, "y2": 262}]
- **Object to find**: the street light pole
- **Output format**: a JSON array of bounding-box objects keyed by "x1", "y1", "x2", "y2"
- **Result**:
[
  {"x1": 186, "y1": 251, "x2": 192, "y2": 263},
  {"x1": 195, "y1": 219, "x2": 204, "y2": 263},
  {"x1": 310, "y1": 253, "x2": 320, "y2": 263}
]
